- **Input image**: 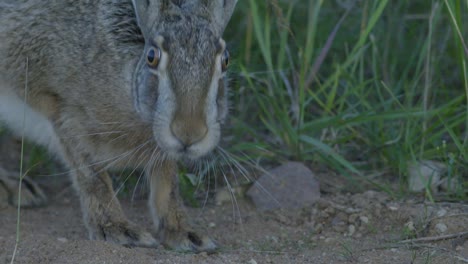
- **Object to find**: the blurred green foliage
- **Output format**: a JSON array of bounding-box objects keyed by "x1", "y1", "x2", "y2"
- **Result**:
[
  {"x1": 223, "y1": 0, "x2": 467, "y2": 198},
  {"x1": 1, "y1": 0, "x2": 466, "y2": 200}
]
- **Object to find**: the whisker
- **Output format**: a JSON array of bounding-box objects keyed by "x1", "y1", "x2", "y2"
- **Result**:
[
  {"x1": 59, "y1": 131, "x2": 126, "y2": 139},
  {"x1": 200, "y1": 157, "x2": 211, "y2": 210},
  {"x1": 108, "y1": 133, "x2": 129, "y2": 144},
  {"x1": 132, "y1": 147, "x2": 160, "y2": 203},
  {"x1": 202, "y1": 155, "x2": 217, "y2": 205},
  {"x1": 113, "y1": 148, "x2": 149, "y2": 201},
  {"x1": 35, "y1": 139, "x2": 152, "y2": 178},
  {"x1": 217, "y1": 146, "x2": 282, "y2": 208},
  {"x1": 111, "y1": 141, "x2": 154, "y2": 206},
  {"x1": 218, "y1": 162, "x2": 242, "y2": 226},
  {"x1": 217, "y1": 147, "x2": 251, "y2": 182}
]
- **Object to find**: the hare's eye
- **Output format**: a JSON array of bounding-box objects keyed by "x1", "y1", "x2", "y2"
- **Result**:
[
  {"x1": 221, "y1": 49, "x2": 229, "y2": 72},
  {"x1": 146, "y1": 46, "x2": 161, "y2": 68}
]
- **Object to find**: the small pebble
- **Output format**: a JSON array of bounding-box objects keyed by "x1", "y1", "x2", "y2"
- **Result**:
[
  {"x1": 332, "y1": 223, "x2": 347, "y2": 233},
  {"x1": 314, "y1": 223, "x2": 324, "y2": 233},
  {"x1": 324, "y1": 207, "x2": 336, "y2": 214},
  {"x1": 57, "y1": 237, "x2": 68, "y2": 243},
  {"x1": 247, "y1": 259, "x2": 257, "y2": 264},
  {"x1": 348, "y1": 225, "x2": 356, "y2": 236},
  {"x1": 336, "y1": 212, "x2": 348, "y2": 222},
  {"x1": 208, "y1": 222, "x2": 216, "y2": 228},
  {"x1": 348, "y1": 214, "x2": 359, "y2": 224},
  {"x1": 435, "y1": 223, "x2": 448, "y2": 234},
  {"x1": 404, "y1": 221, "x2": 415, "y2": 231},
  {"x1": 270, "y1": 236, "x2": 279, "y2": 243},
  {"x1": 345, "y1": 207, "x2": 361, "y2": 214},
  {"x1": 436, "y1": 209, "x2": 447, "y2": 217},
  {"x1": 360, "y1": 216, "x2": 369, "y2": 224}
]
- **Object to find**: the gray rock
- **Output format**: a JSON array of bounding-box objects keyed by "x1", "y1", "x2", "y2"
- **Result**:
[
  {"x1": 435, "y1": 223, "x2": 448, "y2": 234},
  {"x1": 246, "y1": 162, "x2": 320, "y2": 211},
  {"x1": 408, "y1": 160, "x2": 445, "y2": 192}
]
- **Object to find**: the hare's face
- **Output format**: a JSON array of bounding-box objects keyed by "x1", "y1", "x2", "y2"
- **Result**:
[
  {"x1": 135, "y1": 31, "x2": 229, "y2": 160},
  {"x1": 132, "y1": 0, "x2": 236, "y2": 161}
]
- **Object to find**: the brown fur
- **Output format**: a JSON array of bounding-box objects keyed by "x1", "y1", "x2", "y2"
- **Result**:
[{"x1": 0, "y1": 0, "x2": 237, "y2": 252}]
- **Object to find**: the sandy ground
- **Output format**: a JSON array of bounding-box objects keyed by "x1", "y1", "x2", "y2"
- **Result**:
[
  {"x1": 1, "y1": 180, "x2": 467, "y2": 264},
  {"x1": 0, "y1": 136, "x2": 467, "y2": 263}
]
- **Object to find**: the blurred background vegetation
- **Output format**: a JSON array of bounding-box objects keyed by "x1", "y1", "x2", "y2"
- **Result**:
[
  {"x1": 1, "y1": 0, "x2": 466, "y2": 202},
  {"x1": 221, "y1": 0, "x2": 467, "y2": 200}
]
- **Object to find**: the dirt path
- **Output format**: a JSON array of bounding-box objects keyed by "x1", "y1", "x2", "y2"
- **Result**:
[{"x1": 1, "y1": 184, "x2": 467, "y2": 264}]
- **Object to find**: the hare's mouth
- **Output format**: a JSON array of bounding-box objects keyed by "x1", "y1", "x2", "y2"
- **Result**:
[
  {"x1": 172, "y1": 146, "x2": 209, "y2": 162},
  {"x1": 153, "y1": 123, "x2": 221, "y2": 162},
  {"x1": 160, "y1": 139, "x2": 217, "y2": 162}
]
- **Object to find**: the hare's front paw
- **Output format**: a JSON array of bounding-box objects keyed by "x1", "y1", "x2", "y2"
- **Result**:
[
  {"x1": 0, "y1": 170, "x2": 47, "y2": 208},
  {"x1": 89, "y1": 220, "x2": 159, "y2": 248},
  {"x1": 162, "y1": 229, "x2": 218, "y2": 253}
]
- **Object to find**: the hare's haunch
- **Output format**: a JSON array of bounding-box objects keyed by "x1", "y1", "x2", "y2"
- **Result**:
[{"x1": 0, "y1": 0, "x2": 237, "y2": 252}]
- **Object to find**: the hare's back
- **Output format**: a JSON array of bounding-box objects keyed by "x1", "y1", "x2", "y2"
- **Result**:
[
  {"x1": 0, "y1": 1, "x2": 108, "y2": 93},
  {"x1": 0, "y1": 1, "x2": 100, "y2": 152}
]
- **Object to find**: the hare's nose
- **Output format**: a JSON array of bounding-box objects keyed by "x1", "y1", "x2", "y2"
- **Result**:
[{"x1": 170, "y1": 118, "x2": 208, "y2": 148}]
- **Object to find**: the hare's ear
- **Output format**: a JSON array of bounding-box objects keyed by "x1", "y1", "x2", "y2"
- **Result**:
[
  {"x1": 132, "y1": 0, "x2": 168, "y2": 38},
  {"x1": 203, "y1": 0, "x2": 238, "y2": 34}
]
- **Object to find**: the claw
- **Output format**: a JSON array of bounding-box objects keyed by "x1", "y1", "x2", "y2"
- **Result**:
[
  {"x1": 163, "y1": 230, "x2": 218, "y2": 253},
  {"x1": 90, "y1": 221, "x2": 159, "y2": 248},
  {"x1": 0, "y1": 170, "x2": 47, "y2": 208}
]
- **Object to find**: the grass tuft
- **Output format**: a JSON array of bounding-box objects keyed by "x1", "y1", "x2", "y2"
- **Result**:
[
  {"x1": 226, "y1": 0, "x2": 467, "y2": 199},
  {"x1": 1, "y1": 0, "x2": 466, "y2": 205}
]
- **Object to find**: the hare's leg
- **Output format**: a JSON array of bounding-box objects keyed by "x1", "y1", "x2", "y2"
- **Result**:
[
  {"x1": 148, "y1": 160, "x2": 217, "y2": 252},
  {"x1": 0, "y1": 133, "x2": 47, "y2": 207},
  {"x1": 0, "y1": 166, "x2": 47, "y2": 207},
  {"x1": 62, "y1": 146, "x2": 158, "y2": 247}
]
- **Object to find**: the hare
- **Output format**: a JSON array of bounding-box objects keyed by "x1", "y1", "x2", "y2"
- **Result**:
[{"x1": 0, "y1": 0, "x2": 237, "y2": 252}]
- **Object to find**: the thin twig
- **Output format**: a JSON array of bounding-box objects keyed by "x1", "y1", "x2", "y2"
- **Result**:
[
  {"x1": 362, "y1": 242, "x2": 468, "y2": 263},
  {"x1": 221, "y1": 248, "x2": 297, "y2": 255},
  {"x1": 409, "y1": 244, "x2": 468, "y2": 263},
  {"x1": 398, "y1": 231, "x2": 468, "y2": 244},
  {"x1": 11, "y1": 57, "x2": 29, "y2": 264},
  {"x1": 426, "y1": 213, "x2": 468, "y2": 225}
]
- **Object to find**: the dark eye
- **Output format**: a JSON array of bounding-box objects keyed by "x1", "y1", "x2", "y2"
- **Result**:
[
  {"x1": 146, "y1": 46, "x2": 161, "y2": 68},
  {"x1": 221, "y1": 49, "x2": 229, "y2": 72}
]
